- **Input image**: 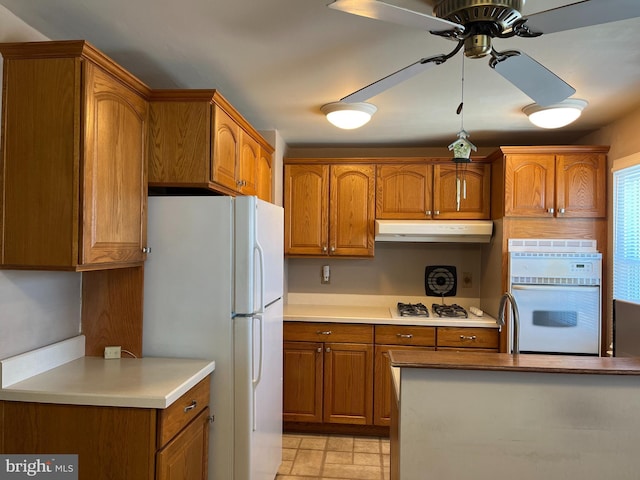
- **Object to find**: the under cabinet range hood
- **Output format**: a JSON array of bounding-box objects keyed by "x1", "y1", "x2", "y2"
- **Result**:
[{"x1": 375, "y1": 220, "x2": 493, "y2": 243}]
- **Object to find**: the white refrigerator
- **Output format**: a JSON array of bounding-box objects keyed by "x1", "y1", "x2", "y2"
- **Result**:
[{"x1": 143, "y1": 195, "x2": 283, "y2": 480}]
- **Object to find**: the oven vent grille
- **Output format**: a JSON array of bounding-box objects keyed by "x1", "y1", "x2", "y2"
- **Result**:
[
  {"x1": 511, "y1": 252, "x2": 602, "y2": 259},
  {"x1": 511, "y1": 276, "x2": 600, "y2": 286},
  {"x1": 508, "y1": 238, "x2": 597, "y2": 253}
]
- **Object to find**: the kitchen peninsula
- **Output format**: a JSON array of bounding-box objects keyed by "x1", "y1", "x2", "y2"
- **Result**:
[{"x1": 389, "y1": 350, "x2": 640, "y2": 480}]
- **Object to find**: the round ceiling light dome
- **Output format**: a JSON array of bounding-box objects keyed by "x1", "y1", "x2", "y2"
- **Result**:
[
  {"x1": 321, "y1": 102, "x2": 377, "y2": 129},
  {"x1": 523, "y1": 99, "x2": 588, "y2": 129}
]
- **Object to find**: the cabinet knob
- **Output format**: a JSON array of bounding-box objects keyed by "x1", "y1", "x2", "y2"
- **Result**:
[
  {"x1": 459, "y1": 335, "x2": 477, "y2": 341},
  {"x1": 142, "y1": 247, "x2": 151, "y2": 253},
  {"x1": 397, "y1": 333, "x2": 413, "y2": 339},
  {"x1": 317, "y1": 330, "x2": 332, "y2": 336},
  {"x1": 316, "y1": 347, "x2": 322, "y2": 353},
  {"x1": 548, "y1": 208, "x2": 555, "y2": 214},
  {"x1": 322, "y1": 245, "x2": 328, "y2": 253},
  {"x1": 330, "y1": 246, "x2": 336, "y2": 253},
  {"x1": 558, "y1": 208, "x2": 566, "y2": 214},
  {"x1": 325, "y1": 347, "x2": 331, "y2": 353},
  {"x1": 425, "y1": 210, "x2": 432, "y2": 216},
  {"x1": 434, "y1": 210, "x2": 440, "y2": 215}
]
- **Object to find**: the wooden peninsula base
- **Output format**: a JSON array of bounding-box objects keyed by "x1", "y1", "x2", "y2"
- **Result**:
[{"x1": 389, "y1": 351, "x2": 640, "y2": 480}]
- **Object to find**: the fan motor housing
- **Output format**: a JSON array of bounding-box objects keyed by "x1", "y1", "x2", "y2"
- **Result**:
[
  {"x1": 434, "y1": 0, "x2": 524, "y2": 30},
  {"x1": 433, "y1": 0, "x2": 524, "y2": 57}
]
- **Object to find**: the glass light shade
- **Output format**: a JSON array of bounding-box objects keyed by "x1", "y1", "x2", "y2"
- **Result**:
[
  {"x1": 523, "y1": 99, "x2": 588, "y2": 129},
  {"x1": 321, "y1": 102, "x2": 377, "y2": 129}
]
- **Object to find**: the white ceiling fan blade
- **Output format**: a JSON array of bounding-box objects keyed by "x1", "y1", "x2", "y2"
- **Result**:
[
  {"x1": 491, "y1": 51, "x2": 576, "y2": 107},
  {"x1": 328, "y1": 0, "x2": 463, "y2": 34},
  {"x1": 523, "y1": 0, "x2": 640, "y2": 35},
  {"x1": 341, "y1": 56, "x2": 441, "y2": 103}
]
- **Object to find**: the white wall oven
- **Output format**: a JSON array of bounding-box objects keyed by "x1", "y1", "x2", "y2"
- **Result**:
[{"x1": 508, "y1": 239, "x2": 602, "y2": 356}]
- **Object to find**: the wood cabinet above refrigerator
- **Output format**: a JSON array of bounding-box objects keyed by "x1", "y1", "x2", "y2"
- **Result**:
[{"x1": 148, "y1": 89, "x2": 273, "y2": 201}]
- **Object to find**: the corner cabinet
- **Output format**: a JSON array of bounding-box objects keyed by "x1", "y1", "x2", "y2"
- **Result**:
[
  {"x1": 284, "y1": 163, "x2": 375, "y2": 257},
  {"x1": 0, "y1": 40, "x2": 150, "y2": 271},
  {"x1": 376, "y1": 161, "x2": 490, "y2": 220},
  {"x1": 148, "y1": 90, "x2": 274, "y2": 201},
  {"x1": 1, "y1": 377, "x2": 211, "y2": 480},
  {"x1": 491, "y1": 146, "x2": 608, "y2": 218}
]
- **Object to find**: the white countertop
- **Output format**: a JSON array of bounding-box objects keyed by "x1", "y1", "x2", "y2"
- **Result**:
[
  {"x1": 284, "y1": 303, "x2": 498, "y2": 328},
  {"x1": 0, "y1": 356, "x2": 215, "y2": 409}
]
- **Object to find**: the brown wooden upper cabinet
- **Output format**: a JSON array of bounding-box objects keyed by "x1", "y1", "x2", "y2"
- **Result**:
[
  {"x1": 376, "y1": 162, "x2": 490, "y2": 220},
  {"x1": 284, "y1": 163, "x2": 375, "y2": 257},
  {"x1": 0, "y1": 40, "x2": 150, "y2": 271},
  {"x1": 148, "y1": 90, "x2": 273, "y2": 201},
  {"x1": 491, "y1": 146, "x2": 608, "y2": 218}
]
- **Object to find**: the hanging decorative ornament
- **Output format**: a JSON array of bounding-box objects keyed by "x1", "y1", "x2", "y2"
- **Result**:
[{"x1": 448, "y1": 55, "x2": 476, "y2": 163}]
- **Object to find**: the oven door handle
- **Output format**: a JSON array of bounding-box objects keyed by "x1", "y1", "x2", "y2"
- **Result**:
[{"x1": 512, "y1": 285, "x2": 599, "y2": 292}]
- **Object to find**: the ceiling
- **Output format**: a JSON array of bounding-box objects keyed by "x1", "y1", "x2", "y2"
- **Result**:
[{"x1": 1, "y1": 0, "x2": 639, "y2": 149}]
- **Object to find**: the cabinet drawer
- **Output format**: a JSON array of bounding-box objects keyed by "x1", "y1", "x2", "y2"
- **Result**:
[
  {"x1": 284, "y1": 322, "x2": 373, "y2": 343},
  {"x1": 437, "y1": 328, "x2": 499, "y2": 349},
  {"x1": 157, "y1": 376, "x2": 210, "y2": 447},
  {"x1": 375, "y1": 325, "x2": 436, "y2": 346}
]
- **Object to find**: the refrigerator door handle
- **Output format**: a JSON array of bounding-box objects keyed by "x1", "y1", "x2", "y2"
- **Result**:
[
  {"x1": 251, "y1": 314, "x2": 264, "y2": 431},
  {"x1": 255, "y1": 239, "x2": 265, "y2": 314}
]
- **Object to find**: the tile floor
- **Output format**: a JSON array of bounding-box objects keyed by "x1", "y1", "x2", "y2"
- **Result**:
[{"x1": 276, "y1": 433, "x2": 390, "y2": 480}]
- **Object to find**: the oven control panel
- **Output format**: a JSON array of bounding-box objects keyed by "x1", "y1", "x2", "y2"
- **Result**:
[{"x1": 571, "y1": 262, "x2": 594, "y2": 274}]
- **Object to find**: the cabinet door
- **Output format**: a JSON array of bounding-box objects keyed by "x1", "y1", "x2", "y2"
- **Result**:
[
  {"x1": 504, "y1": 154, "x2": 555, "y2": 217},
  {"x1": 256, "y1": 147, "x2": 273, "y2": 202},
  {"x1": 324, "y1": 342, "x2": 374, "y2": 425},
  {"x1": 284, "y1": 164, "x2": 329, "y2": 255},
  {"x1": 82, "y1": 62, "x2": 148, "y2": 266},
  {"x1": 374, "y1": 345, "x2": 434, "y2": 426},
  {"x1": 283, "y1": 341, "x2": 324, "y2": 423},
  {"x1": 433, "y1": 163, "x2": 491, "y2": 219},
  {"x1": 330, "y1": 165, "x2": 375, "y2": 257},
  {"x1": 239, "y1": 130, "x2": 259, "y2": 195},
  {"x1": 156, "y1": 408, "x2": 210, "y2": 480},
  {"x1": 376, "y1": 164, "x2": 433, "y2": 219},
  {"x1": 211, "y1": 105, "x2": 239, "y2": 190},
  {"x1": 556, "y1": 153, "x2": 606, "y2": 218}
]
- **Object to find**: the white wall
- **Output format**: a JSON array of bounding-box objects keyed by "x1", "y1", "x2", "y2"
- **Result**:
[{"x1": 0, "y1": 6, "x2": 82, "y2": 360}]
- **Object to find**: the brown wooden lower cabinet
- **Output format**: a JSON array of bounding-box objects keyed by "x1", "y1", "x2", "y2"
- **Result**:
[
  {"x1": 283, "y1": 321, "x2": 499, "y2": 433},
  {"x1": 0, "y1": 377, "x2": 210, "y2": 480},
  {"x1": 283, "y1": 323, "x2": 374, "y2": 426}
]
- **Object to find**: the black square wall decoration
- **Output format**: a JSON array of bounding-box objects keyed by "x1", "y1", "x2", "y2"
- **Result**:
[{"x1": 425, "y1": 265, "x2": 457, "y2": 297}]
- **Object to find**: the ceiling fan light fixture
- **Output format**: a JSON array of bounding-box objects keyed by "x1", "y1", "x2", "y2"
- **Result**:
[
  {"x1": 523, "y1": 99, "x2": 588, "y2": 129},
  {"x1": 321, "y1": 102, "x2": 377, "y2": 129}
]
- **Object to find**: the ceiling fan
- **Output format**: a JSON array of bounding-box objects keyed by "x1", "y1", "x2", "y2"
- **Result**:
[{"x1": 329, "y1": 0, "x2": 640, "y2": 106}]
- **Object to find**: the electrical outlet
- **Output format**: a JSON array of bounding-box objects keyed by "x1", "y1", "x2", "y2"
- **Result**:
[
  {"x1": 321, "y1": 265, "x2": 330, "y2": 284},
  {"x1": 462, "y1": 272, "x2": 473, "y2": 288},
  {"x1": 104, "y1": 346, "x2": 121, "y2": 359}
]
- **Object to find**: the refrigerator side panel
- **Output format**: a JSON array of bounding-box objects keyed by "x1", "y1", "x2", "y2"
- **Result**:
[
  {"x1": 143, "y1": 196, "x2": 235, "y2": 480},
  {"x1": 235, "y1": 196, "x2": 284, "y2": 314},
  {"x1": 233, "y1": 299, "x2": 283, "y2": 480}
]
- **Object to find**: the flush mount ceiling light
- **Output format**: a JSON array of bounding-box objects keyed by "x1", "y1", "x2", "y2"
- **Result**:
[
  {"x1": 321, "y1": 102, "x2": 377, "y2": 129},
  {"x1": 523, "y1": 99, "x2": 588, "y2": 129}
]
